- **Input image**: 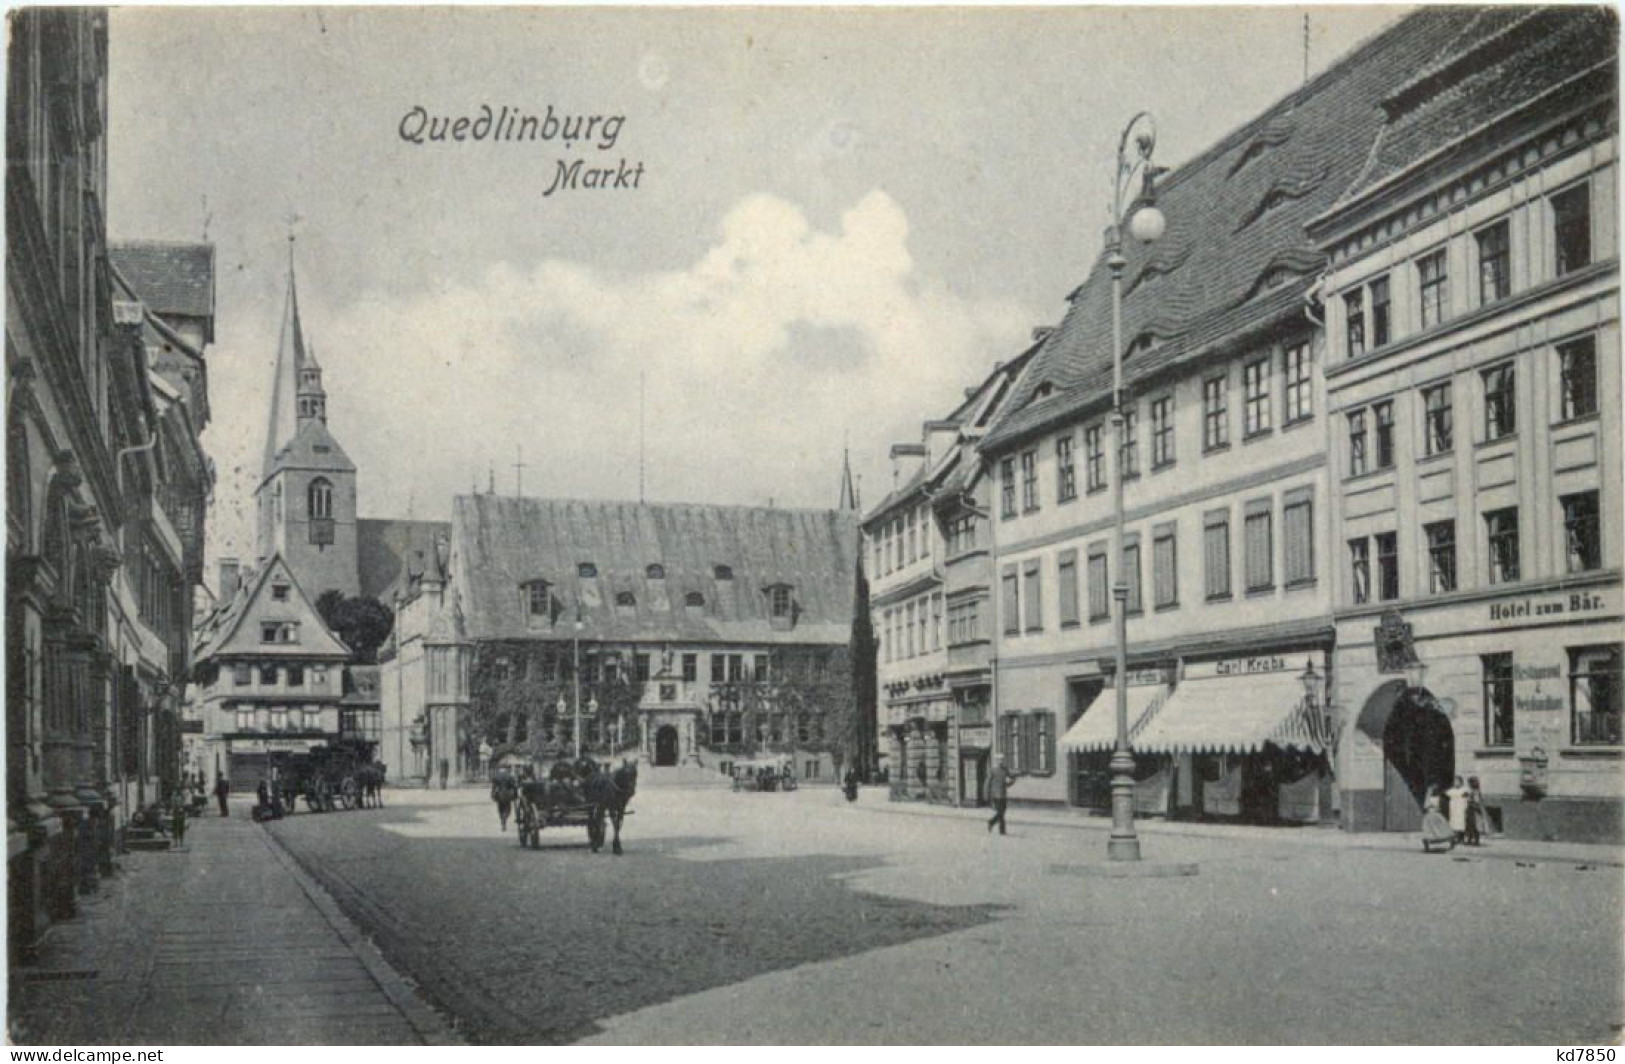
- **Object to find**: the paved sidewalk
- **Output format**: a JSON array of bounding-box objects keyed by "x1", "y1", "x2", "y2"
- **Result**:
[
  {"x1": 855, "y1": 788, "x2": 1625, "y2": 867},
  {"x1": 8, "y1": 803, "x2": 459, "y2": 1045}
]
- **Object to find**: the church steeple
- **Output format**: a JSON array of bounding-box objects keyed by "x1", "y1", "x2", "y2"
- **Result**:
[
  {"x1": 262, "y1": 239, "x2": 316, "y2": 478},
  {"x1": 297, "y1": 341, "x2": 327, "y2": 427},
  {"x1": 838, "y1": 441, "x2": 859, "y2": 512}
]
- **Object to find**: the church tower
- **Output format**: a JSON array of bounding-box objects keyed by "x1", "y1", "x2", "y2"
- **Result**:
[{"x1": 254, "y1": 244, "x2": 359, "y2": 601}]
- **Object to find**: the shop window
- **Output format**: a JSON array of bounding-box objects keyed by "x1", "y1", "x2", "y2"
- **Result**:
[
  {"x1": 1569, "y1": 645, "x2": 1621, "y2": 746},
  {"x1": 1553, "y1": 182, "x2": 1592, "y2": 277},
  {"x1": 1483, "y1": 653, "x2": 1514, "y2": 747},
  {"x1": 1485, "y1": 508, "x2": 1520, "y2": 585},
  {"x1": 1417, "y1": 248, "x2": 1449, "y2": 329},
  {"x1": 1476, "y1": 220, "x2": 1510, "y2": 304},
  {"x1": 1376, "y1": 532, "x2": 1399, "y2": 602},
  {"x1": 1563, "y1": 492, "x2": 1601, "y2": 574},
  {"x1": 1056, "y1": 434, "x2": 1077, "y2": 502},
  {"x1": 1482, "y1": 364, "x2": 1516, "y2": 441},
  {"x1": 1348, "y1": 538, "x2": 1371, "y2": 605},
  {"x1": 1425, "y1": 520, "x2": 1457, "y2": 594},
  {"x1": 1204, "y1": 512, "x2": 1231, "y2": 601},
  {"x1": 1423, "y1": 383, "x2": 1453, "y2": 455},
  {"x1": 1559, "y1": 335, "x2": 1598, "y2": 421}
]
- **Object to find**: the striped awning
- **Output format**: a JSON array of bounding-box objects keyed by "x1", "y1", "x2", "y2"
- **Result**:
[
  {"x1": 1059, "y1": 685, "x2": 1167, "y2": 753},
  {"x1": 1133, "y1": 671, "x2": 1323, "y2": 756}
]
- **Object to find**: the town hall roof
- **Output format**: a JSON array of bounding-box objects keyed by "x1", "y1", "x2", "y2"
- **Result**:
[
  {"x1": 982, "y1": 7, "x2": 1493, "y2": 453},
  {"x1": 450, "y1": 494, "x2": 858, "y2": 647}
]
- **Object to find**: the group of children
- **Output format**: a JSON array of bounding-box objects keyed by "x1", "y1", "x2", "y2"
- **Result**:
[{"x1": 1420, "y1": 775, "x2": 1489, "y2": 852}]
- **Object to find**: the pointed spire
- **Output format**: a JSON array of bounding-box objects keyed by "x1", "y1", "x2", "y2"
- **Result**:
[
  {"x1": 838, "y1": 437, "x2": 859, "y2": 512},
  {"x1": 262, "y1": 237, "x2": 313, "y2": 478}
]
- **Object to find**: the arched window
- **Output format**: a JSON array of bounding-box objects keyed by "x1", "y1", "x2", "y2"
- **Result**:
[
  {"x1": 308, "y1": 478, "x2": 333, "y2": 519},
  {"x1": 308, "y1": 478, "x2": 334, "y2": 545}
]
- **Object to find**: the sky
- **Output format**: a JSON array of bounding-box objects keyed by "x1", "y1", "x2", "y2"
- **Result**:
[{"x1": 106, "y1": 4, "x2": 1408, "y2": 570}]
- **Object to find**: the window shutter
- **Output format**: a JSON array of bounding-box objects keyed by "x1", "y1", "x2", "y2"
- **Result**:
[
  {"x1": 1088, "y1": 545, "x2": 1109, "y2": 620},
  {"x1": 1153, "y1": 524, "x2": 1177, "y2": 608},
  {"x1": 1023, "y1": 561, "x2": 1043, "y2": 631},
  {"x1": 1058, "y1": 550, "x2": 1079, "y2": 625},
  {"x1": 1204, "y1": 510, "x2": 1230, "y2": 598},
  {"x1": 1245, "y1": 501, "x2": 1273, "y2": 590},
  {"x1": 1283, "y1": 490, "x2": 1314, "y2": 585}
]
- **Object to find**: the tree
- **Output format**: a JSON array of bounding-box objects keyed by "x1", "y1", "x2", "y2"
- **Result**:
[
  {"x1": 316, "y1": 593, "x2": 395, "y2": 664},
  {"x1": 466, "y1": 641, "x2": 645, "y2": 763}
]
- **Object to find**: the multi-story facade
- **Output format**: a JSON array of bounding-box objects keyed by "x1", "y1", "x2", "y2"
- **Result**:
[
  {"x1": 190, "y1": 556, "x2": 353, "y2": 791},
  {"x1": 973, "y1": 10, "x2": 1501, "y2": 823},
  {"x1": 7, "y1": 8, "x2": 215, "y2": 960},
  {"x1": 1308, "y1": 7, "x2": 1621, "y2": 841},
  {"x1": 382, "y1": 494, "x2": 861, "y2": 785}
]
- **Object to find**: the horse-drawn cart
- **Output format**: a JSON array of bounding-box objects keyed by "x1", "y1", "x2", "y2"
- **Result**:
[
  {"x1": 508, "y1": 759, "x2": 637, "y2": 854},
  {"x1": 275, "y1": 738, "x2": 385, "y2": 813}
]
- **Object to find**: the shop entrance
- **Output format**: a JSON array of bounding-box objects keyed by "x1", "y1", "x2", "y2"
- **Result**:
[
  {"x1": 1381, "y1": 689, "x2": 1455, "y2": 832},
  {"x1": 960, "y1": 749, "x2": 988, "y2": 806},
  {"x1": 654, "y1": 725, "x2": 679, "y2": 767}
]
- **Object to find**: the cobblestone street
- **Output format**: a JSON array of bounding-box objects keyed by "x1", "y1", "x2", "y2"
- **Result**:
[{"x1": 264, "y1": 776, "x2": 1623, "y2": 1045}]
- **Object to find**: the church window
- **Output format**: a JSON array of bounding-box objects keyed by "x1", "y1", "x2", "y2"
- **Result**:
[{"x1": 308, "y1": 478, "x2": 333, "y2": 519}]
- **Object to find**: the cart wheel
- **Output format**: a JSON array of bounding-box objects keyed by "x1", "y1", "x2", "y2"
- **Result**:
[{"x1": 340, "y1": 777, "x2": 359, "y2": 810}]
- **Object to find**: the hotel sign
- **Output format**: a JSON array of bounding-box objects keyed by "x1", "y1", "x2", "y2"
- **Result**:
[{"x1": 1488, "y1": 589, "x2": 1612, "y2": 624}]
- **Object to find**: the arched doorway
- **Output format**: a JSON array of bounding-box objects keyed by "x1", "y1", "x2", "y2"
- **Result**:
[
  {"x1": 1380, "y1": 689, "x2": 1455, "y2": 832},
  {"x1": 654, "y1": 725, "x2": 679, "y2": 767}
]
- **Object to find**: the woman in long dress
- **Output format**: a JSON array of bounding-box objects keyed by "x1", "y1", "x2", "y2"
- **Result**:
[
  {"x1": 1445, "y1": 775, "x2": 1470, "y2": 844},
  {"x1": 1421, "y1": 785, "x2": 1455, "y2": 852}
]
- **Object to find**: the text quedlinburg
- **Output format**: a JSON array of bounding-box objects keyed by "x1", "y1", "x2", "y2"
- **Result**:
[{"x1": 399, "y1": 105, "x2": 645, "y2": 197}]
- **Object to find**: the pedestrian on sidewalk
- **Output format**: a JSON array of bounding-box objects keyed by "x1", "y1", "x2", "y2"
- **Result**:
[
  {"x1": 1446, "y1": 775, "x2": 1469, "y2": 845},
  {"x1": 987, "y1": 758, "x2": 1016, "y2": 835},
  {"x1": 214, "y1": 775, "x2": 231, "y2": 817},
  {"x1": 170, "y1": 800, "x2": 187, "y2": 849},
  {"x1": 1421, "y1": 784, "x2": 1454, "y2": 852},
  {"x1": 439, "y1": 758, "x2": 450, "y2": 790},
  {"x1": 1465, "y1": 776, "x2": 1487, "y2": 846}
]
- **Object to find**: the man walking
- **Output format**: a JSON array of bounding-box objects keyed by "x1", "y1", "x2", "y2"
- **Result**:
[
  {"x1": 214, "y1": 774, "x2": 231, "y2": 817},
  {"x1": 987, "y1": 757, "x2": 1016, "y2": 835},
  {"x1": 439, "y1": 758, "x2": 450, "y2": 791}
]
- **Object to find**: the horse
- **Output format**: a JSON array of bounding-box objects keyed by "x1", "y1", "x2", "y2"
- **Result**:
[
  {"x1": 491, "y1": 769, "x2": 518, "y2": 832},
  {"x1": 583, "y1": 759, "x2": 638, "y2": 856}
]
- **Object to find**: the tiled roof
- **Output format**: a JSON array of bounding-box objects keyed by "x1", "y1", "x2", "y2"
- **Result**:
[
  {"x1": 108, "y1": 241, "x2": 215, "y2": 325},
  {"x1": 451, "y1": 494, "x2": 858, "y2": 646},
  {"x1": 357, "y1": 518, "x2": 452, "y2": 602},
  {"x1": 263, "y1": 418, "x2": 355, "y2": 483},
  {"x1": 1341, "y1": 7, "x2": 1616, "y2": 205},
  {"x1": 984, "y1": 7, "x2": 1484, "y2": 453}
]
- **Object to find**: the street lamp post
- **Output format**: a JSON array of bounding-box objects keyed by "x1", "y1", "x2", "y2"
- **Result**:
[
  {"x1": 572, "y1": 614, "x2": 584, "y2": 760},
  {"x1": 1106, "y1": 112, "x2": 1167, "y2": 862}
]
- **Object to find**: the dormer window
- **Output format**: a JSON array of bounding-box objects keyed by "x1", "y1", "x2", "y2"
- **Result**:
[
  {"x1": 685, "y1": 591, "x2": 706, "y2": 613},
  {"x1": 522, "y1": 579, "x2": 551, "y2": 618},
  {"x1": 615, "y1": 591, "x2": 637, "y2": 615},
  {"x1": 713, "y1": 565, "x2": 733, "y2": 581},
  {"x1": 646, "y1": 564, "x2": 665, "y2": 580},
  {"x1": 770, "y1": 586, "x2": 792, "y2": 618},
  {"x1": 578, "y1": 562, "x2": 598, "y2": 579}
]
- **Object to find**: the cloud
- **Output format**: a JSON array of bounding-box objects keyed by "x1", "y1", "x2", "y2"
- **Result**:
[{"x1": 268, "y1": 189, "x2": 1034, "y2": 527}]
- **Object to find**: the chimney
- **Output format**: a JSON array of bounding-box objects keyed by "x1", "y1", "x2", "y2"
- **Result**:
[
  {"x1": 889, "y1": 442, "x2": 926, "y2": 488},
  {"x1": 218, "y1": 557, "x2": 241, "y2": 601}
]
